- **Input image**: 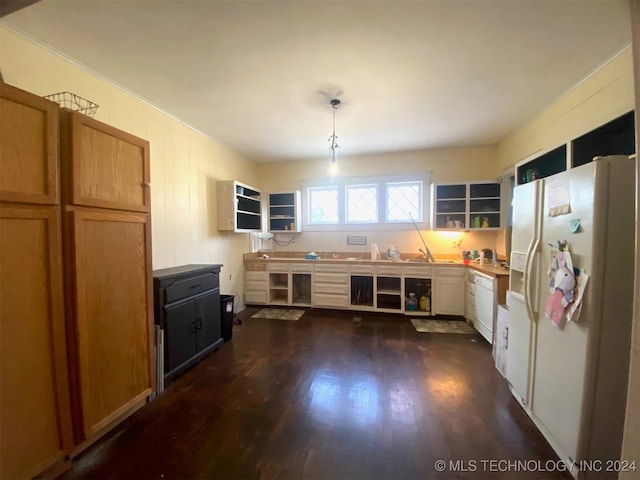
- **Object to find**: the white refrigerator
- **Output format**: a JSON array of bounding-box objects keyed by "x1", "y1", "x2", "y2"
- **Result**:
[{"x1": 506, "y1": 155, "x2": 635, "y2": 479}]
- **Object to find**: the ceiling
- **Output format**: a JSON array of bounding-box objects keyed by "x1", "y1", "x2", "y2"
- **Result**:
[{"x1": 1, "y1": 0, "x2": 632, "y2": 163}]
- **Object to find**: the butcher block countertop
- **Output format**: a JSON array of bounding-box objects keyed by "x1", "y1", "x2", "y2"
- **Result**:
[
  {"x1": 466, "y1": 263, "x2": 510, "y2": 277},
  {"x1": 244, "y1": 252, "x2": 510, "y2": 278}
]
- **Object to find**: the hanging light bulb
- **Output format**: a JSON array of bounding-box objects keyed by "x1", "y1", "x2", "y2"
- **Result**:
[{"x1": 328, "y1": 98, "x2": 340, "y2": 176}]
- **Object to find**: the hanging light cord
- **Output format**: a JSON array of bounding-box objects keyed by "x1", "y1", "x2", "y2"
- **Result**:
[{"x1": 328, "y1": 99, "x2": 340, "y2": 163}]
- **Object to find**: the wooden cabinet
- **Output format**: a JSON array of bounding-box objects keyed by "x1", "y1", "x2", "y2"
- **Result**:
[
  {"x1": 0, "y1": 83, "x2": 59, "y2": 205},
  {"x1": 244, "y1": 262, "x2": 268, "y2": 305},
  {"x1": 571, "y1": 110, "x2": 635, "y2": 168},
  {"x1": 217, "y1": 180, "x2": 262, "y2": 232},
  {"x1": 375, "y1": 264, "x2": 403, "y2": 312},
  {"x1": 268, "y1": 263, "x2": 290, "y2": 305},
  {"x1": 516, "y1": 144, "x2": 567, "y2": 186},
  {"x1": 434, "y1": 182, "x2": 502, "y2": 230},
  {"x1": 268, "y1": 191, "x2": 301, "y2": 232},
  {"x1": 64, "y1": 209, "x2": 153, "y2": 440},
  {"x1": 0, "y1": 205, "x2": 74, "y2": 478},
  {"x1": 264, "y1": 262, "x2": 312, "y2": 306},
  {"x1": 312, "y1": 264, "x2": 350, "y2": 309},
  {"x1": 153, "y1": 265, "x2": 223, "y2": 385},
  {"x1": 433, "y1": 267, "x2": 465, "y2": 316},
  {"x1": 61, "y1": 112, "x2": 151, "y2": 212},
  {"x1": 1, "y1": 84, "x2": 155, "y2": 474},
  {"x1": 404, "y1": 266, "x2": 434, "y2": 316},
  {"x1": 0, "y1": 83, "x2": 74, "y2": 479},
  {"x1": 59, "y1": 110, "x2": 154, "y2": 444},
  {"x1": 516, "y1": 110, "x2": 635, "y2": 186}
]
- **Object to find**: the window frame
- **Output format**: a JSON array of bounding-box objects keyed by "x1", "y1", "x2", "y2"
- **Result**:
[{"x1": 301, "y1": 173, "x2": 431, "y2": 231}]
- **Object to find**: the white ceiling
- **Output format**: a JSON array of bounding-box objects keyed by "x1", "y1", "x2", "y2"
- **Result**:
[{"x1": 2, "y1": 0, "x2": 632, "y2": 163}]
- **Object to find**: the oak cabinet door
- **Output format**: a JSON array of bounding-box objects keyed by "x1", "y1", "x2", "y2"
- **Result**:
[
  {"x1": 0, "y1": 83, "x2": 59, "y2": 205},
  {"x1": 63, "y1": 112, "x2": 150, "y2": 212},
  {"x1": 67, "y1": 208, "x2": 154, "y2": 440},
  {"x1": 0, "y1": 204, "x2": 73, "y2": 478}
]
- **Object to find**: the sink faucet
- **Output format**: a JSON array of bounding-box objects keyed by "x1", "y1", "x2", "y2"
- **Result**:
[
  {"x1": 410, "y1": 213, "x2": 435, "y2": 262},
  {"x1": 419, "y1": 248, "x2": 432, "y2": 262}
]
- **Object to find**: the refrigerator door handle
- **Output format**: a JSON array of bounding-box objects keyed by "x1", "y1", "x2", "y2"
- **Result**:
[{"x1": 524, "y1": 237, "x2": 540, "y2": 323}]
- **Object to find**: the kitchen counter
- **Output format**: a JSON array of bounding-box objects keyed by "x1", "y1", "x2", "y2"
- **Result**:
[
  {"x1": 466, "y1": 263, "x2": 510, "y2": 277},
  {"x1": 244, "y1": 253, "x2": 509, "y2": 276}
]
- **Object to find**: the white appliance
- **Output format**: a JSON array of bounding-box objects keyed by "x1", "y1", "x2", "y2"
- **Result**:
[
  {"x1": 506, "y1": 155, "x2": 635, "y2": 479},
  {"x1": 475, "y1": 271, "x2": 496, "y2": 344}
]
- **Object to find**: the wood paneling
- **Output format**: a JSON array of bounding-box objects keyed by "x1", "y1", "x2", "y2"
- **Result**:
[
  {"x1": 0, "y1": 204, "x2": 73, "y2": 478},
  {"x1": 65, "y1": 207, "x2": 154, "y2": 440},
  {"x1": 0, "y1": 82, "x2": 59, "y2": 205},
  {"x1": 63, "y1": 111, "x2": 150, "y2": 213}
]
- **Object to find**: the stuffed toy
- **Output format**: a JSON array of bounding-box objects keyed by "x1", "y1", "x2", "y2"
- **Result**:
[{"x1": 544, "y1": 264, "x2": 576, "y2": 327}]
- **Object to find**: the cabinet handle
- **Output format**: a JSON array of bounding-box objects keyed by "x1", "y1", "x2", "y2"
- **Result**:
[
  {"x1": 190, "y1": 283, "x2": 202, "y2": 289},
  {"x1": 196, "y1": 318, "x2": 203, "y2": 329},
  {"x1": 191, "y1": 321, "x2": 197, "y2": 333}
]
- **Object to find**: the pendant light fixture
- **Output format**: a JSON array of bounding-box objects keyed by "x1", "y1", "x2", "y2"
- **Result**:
[{"x1": 328, "y1": 98, "x2": 341, "y2": 176}]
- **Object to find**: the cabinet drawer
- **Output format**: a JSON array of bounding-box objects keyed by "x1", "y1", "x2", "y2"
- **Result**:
[
  {"x1": 313, "y1": 283, "x2": 349, "y2": 295},
  {"x1": 466, "y1": 291, "x2": 475, "y2": 306},
  {"x1": 314, "y1": 272, "x2": 349, "y2": 285},
  {"x1": 467, "y1": 281, "x2": 476, "y2": 295},
  {"x1": 405, "y1": 266, "x2": 434, "y2": 277},
  {"x1": 245, "y1": 262, "x2": 266, "y2": 271},
  {"x1": 245, "y1": 271, "x2": 267, "y2": 282},
  {"x1": 291, "y1": 263, "x2": 313, "y2": 273},
  {"x1": 376, "y1": 265, "x2": 402, "y2": 275},
  {"x1": 314, "y1": 264, "x2": 349, "y2": 273},
  {"x1": 245, "y1": 280, "x2": 267, "y2": 291},
  {"x1": 350, "y1": 264, "x2": 374, "y2": 274},
  {"x1": 268, "y1": 263, "x2": 290, "y2": 273},
  {"x1": 435, "y1": 266, "x2": 464, "y2": 277},
  {"x1": 165, "y1": 273, "x2": 218, "y2": 303},
  {"x1": 245, "y1": 290, "x2": 267, "y2": 304},
  {"x1": 313, "y1": 293, "x2": 350, "y2": 308}
]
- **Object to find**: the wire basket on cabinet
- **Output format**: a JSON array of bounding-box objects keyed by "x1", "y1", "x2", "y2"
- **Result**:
[{"x1": 44, "y1": 91, "x2": 99, "y2": 117}]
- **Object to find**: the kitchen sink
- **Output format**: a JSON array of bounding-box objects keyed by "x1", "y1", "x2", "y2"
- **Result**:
[{"x1": 406, "y1": 259, "x2": 459, "y2": 264}]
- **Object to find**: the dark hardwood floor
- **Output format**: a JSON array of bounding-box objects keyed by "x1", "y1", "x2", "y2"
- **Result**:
[{"x1": 62, "y1": 308, "x2": 572, "y2": 480}]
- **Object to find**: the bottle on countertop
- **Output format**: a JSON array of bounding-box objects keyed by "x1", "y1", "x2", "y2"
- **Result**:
[
  {"x1": 492, "y1": 249, "x2": 498, "y2": 267},
  {"x1": 479, "y1": 251, "x2": 485, "y2": 265}
]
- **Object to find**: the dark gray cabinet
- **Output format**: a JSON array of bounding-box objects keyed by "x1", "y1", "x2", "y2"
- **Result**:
[{"x1": 153, "y1": 264, "x2": 223, "y2": 385}]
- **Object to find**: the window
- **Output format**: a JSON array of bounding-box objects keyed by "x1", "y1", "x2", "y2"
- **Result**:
[
  {"x1": 308, "y1": 186, "x2": 338, "y2": 224},
  {"x1": 346, "y1": 184, "x2": 378, "y2": 223},
  {"x1": 386, "y1": 182, "x2": 421, "y2": 222},
  {"x1": 303, "y1": 174, "x2": 431, "y2": 230}
]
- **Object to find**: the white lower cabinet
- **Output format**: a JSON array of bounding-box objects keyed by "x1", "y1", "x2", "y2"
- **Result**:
[
  {"x1": 244, "y1": 270, "x2": 268, "y2": 305},
  {"x1": 245, "y1": 261, "x2": 466, "y2": 316},
  {"x1": 433, "y1": 267, "x2": 465, "y2": 315},
  {"x1": 312, "y1": 264, "x2": 349, "y2": 309}
]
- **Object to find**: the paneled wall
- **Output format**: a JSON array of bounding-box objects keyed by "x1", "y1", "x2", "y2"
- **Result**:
[
  {"x1": 497, "y1": 46, "x2": 635, "y2": 172},
  {"x1": 0, "y1": 26, "x2": 258, "y2": 296}
]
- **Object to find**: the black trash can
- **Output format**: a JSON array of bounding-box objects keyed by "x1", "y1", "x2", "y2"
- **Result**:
[{"x1": 220, "y1": 295, "x2": 235, "y2": 342}]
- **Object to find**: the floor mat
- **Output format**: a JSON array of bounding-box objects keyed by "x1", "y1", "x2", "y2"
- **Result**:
[
  {"x1": 410, "y1": 318, "x2": 476, "y2": 334},
  {"x1": 251, "y1": 308, "x2": 305, "y2": 321}
]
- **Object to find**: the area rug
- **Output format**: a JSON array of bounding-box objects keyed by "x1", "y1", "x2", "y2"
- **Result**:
[
  {"x1": 410, "y1": 318, "x2": 476, "y2": 334},
  {"x1": 251, "y1": 308, "x2": 305, "y2": 321}
]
